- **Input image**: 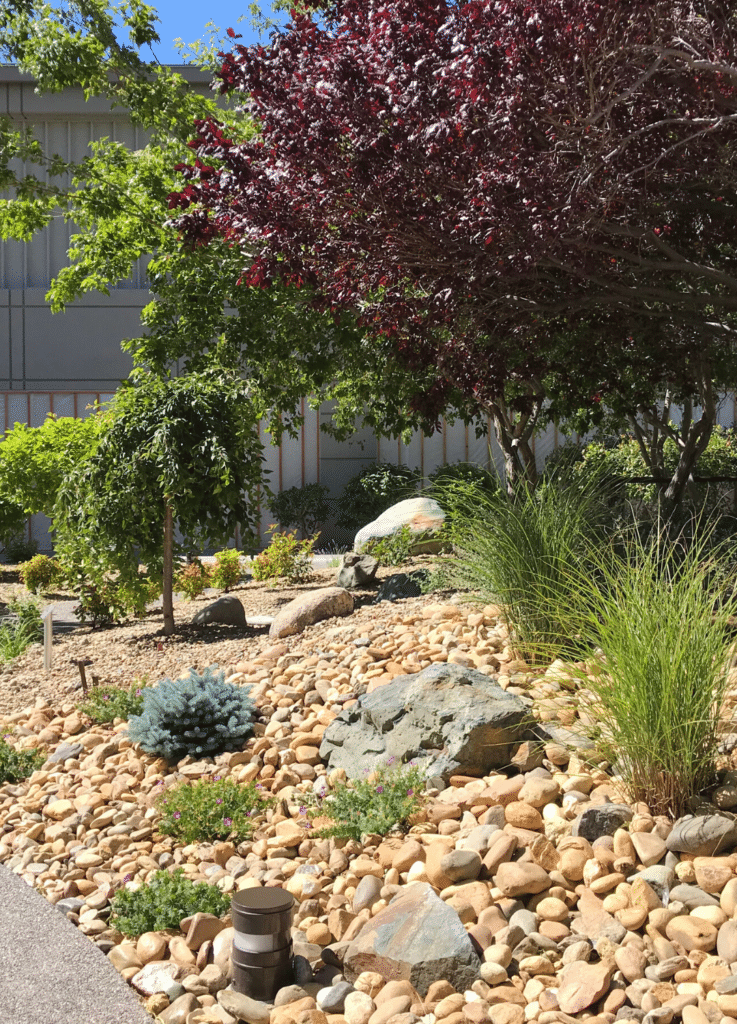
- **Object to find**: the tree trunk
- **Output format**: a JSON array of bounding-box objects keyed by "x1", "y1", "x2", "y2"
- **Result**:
[
  {"x1": 162, "y1": 499, "x2": 174, "y2": 636},
  {"x1": 487, "y1": 385, "x2": 544, "y2": 497},
  {"x1": 636, "y1": 369, "x2": 717, "y2": 516}
]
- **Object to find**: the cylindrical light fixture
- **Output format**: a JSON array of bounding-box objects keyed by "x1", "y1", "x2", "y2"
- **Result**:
[{"x1": 231, "y1": 888, "x2": 295, "y2": 1001}]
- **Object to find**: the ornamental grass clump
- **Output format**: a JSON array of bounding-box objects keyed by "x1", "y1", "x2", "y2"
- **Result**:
[
  {"x1": 440, "y1": 470, "x2": 609, "y2": 662},
  {"x1": 310, "y1": 758, "x2": 426, "y2": 841},
  {"x1": 127, "y1": 665, "x2": 255, "y2": 764},
  {"x1": 565, "y1": 526, "x2": 737, "y2": 819},
  {"x1": 154, "y1": 776, "x2": 272, "y2": 844},
  {"x1": 110, "y1": 868, "x2": 230, "y2": 938}
]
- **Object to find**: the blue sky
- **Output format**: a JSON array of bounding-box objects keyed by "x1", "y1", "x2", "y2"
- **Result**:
[{"x1": 140, "y1": 1, "x2": 288, "y2": 65}]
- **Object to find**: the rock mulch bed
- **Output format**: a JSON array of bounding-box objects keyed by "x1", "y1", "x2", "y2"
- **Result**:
[{"x1": 3, "y1": 598, "x2": 737, "y2": 1024}]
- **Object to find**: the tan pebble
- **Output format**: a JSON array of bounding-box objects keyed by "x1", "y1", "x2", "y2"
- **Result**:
[
  {"x1": 305, "y1": 923, "x2": 332, "y2": 946},
  {"x1": 720, "y1": 877, "x2": 737, "y2": 916},
  {"x1": 136, "y1": 931, "x2": 169, "y2": 964},
  {"x1": 434, "y1": 994, "x2": 465, "y2": 1018},
  {"x1": 343, "y1": 991, "x2": 375, "y2": 1024},
  {"x1": 557, "y1": 962, "x2": 613, "y2": 1014},
  {"x1": 694, "y1": 858, "x2": 735, "y2": 894},
  {"x1": 145, "y1": 993, "x2": 170, "y2": 1015},
  {"x1": 353, "y1": 973, "x2": 384, "y2": 999},
  {"x1": 169, "y1": 935, "x2": 197, "y2": 965},
  {"x1": 536, "y1": 896, "x2": 569, "y2": 922},
  {"x1": 697, "y1": 956, "x2": 731, "y2": 990},
  {"x1": 666, "y1": 916, "x2": 718, "y2": 953},
  {"x1": 613, "y1": 829, "x2": 636, "y2": 861},
  {"x1": 494, "y1": 861, "x2": 550, "y2": 897},
  {"x1": 682, "y1": 1007, "x2": 712, "y2": 1024},
  {"x1": 366, "y1": 995, "x2": 411, "y2": 1024},
  {"x1": 616, "y1": 904, "x2": 649, "y2": 930},
  {"x1": 518, "y1": 955, "x2": 555, "y2": 975},
  {"x1": 691, "y1": 905, "x2": 728, "y2": 928},
  {"x1": 615, "y1": 945, "x2": 647, "y2": 983},
  {"x1": 504, "y1": 801, "x2": 543, "y2": 830}
]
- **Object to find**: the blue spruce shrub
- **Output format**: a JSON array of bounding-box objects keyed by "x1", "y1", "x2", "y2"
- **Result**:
[{"x1": 127, "y1": 665, "x2": 256, "y2": 763}]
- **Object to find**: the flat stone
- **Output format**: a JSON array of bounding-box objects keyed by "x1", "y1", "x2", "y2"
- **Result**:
[
  {"x1": 494, "y1": 862, "x2": 551, "y2": 897},
  {"x1": 666, "y1": 815, "x2": 737, "y2": 857},
  {"x1": 668, "y1": 884, "x2": 720, "y2": 909},
  {"x1": 557, "y1": 961, "x2": 614, "y2": 1014},
  {"x1": 130, "y1": 961, "x2": 180, "y2": 997},
  {"x1": 630, "y1": 832, "x2": 667, "y2": 867},
  {"x1": 217, "y1": 989, "x2": 272, "y2": 1024},
  {"x1": 717, "y1": 920, "x2": 737, "y2": 962},
  {"x1": 46, "y1": 742, "x2": 85, "y2": 764},
  {"x1": 665, "y1": 916, "x2": 718, "y2": 952},
  {"x1": 353, "y1": 875, "x2": 382, "y2": 914}
]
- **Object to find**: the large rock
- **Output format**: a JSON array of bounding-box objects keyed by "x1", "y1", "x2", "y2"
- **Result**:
[
  {"x1": 354, "y1": 497, "x2": 445, "y2": 554},
  {"x1": 319, "y1": 662, "x2": 530, "y2": 781},
  {"x1": 269, "y1": 587, "x2": 354, "y2": 639},
  {"x1": 192, "y1": 596, "x2": 246, "y2": 628},
  {"x1": 342, "y1": 882, "x2": 480, "y2": 996},
  {"x1": 337, "y1": 552, "x2": 379, "y2": 589}
]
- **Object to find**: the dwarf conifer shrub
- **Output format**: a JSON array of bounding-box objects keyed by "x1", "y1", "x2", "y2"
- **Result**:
[{"x1": 127, "y1": 666, "x2": 256, "y2": 763}]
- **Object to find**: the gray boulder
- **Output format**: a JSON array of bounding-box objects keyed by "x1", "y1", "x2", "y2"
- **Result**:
[
  {"x1": 337, "y1": 552, "x2": 379, "y2": 589},
  {"x1": 342, "y1": 882, "x2": 480, "y2": 996},
  {"x1": 192, "y1": 596, "x2": 246, "y2": 628},
  {"x1": 319, "y1": 662, "x2": 530, "y2": 782},
  {"x1": 665, "y1": 814, "x2": 737, "y2": 857}
]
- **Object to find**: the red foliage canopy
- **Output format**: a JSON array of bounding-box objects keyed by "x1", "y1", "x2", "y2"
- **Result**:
[{"x1": 172, "y1": 0, "x2": 737, "y2": 421}]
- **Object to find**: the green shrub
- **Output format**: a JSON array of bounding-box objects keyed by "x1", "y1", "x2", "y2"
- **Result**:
[
  {"x1": 0, "y1": 599, "x2": 43, "y2": 663},
  {"x1": 155, "y1": 777, "x2": 272, "y2": 844},
  {"x1": 267, "y1": 483, "x2": 331, "y2": 537},
  {"x1": 428, "y1": 462, "x2": 500, "y2": 546},
  {"x1": 251, "y1": 526, "x2": 316, "y2": 584},
  {"x1": 3, "y1": 535, "x2": 38, "y2": 563},
  {"x1": 564, "y1": 526, "x2": 737, "y2": 818},
  {"x1": 127, "y1": 666, "x2": 256, "y2": 764},
  {"x1": 70, "y1": 576, "x2": 127, "y2": 627},
  {"x1": 19, "y1": 554, "x2": 62, "y2": 594},
  {"x1": 0, "y1": 735, "x2": 45, "y2": 783},
  {"x1": 442, "y1": 471, "x2": 609, "y2": 662},
  {"x1": 110, "y1": 868, "x2": 230, "y2": 938},
  {"x1": 310, "y1": 758, "x2": 426, "y2": 841},
  {"x1": 335, "y1": 464, "x2": 420, "y2": 531},
  {"x1": 362, "y1": 525, "x2": 416, "y2": 567},
  {"x1": 174, "y1": 559, "x2": 211, "y2": 599},
  {"x1": 209, "y1": 549, "x2": 242, "y2": 591},
  {"x1": 77, "y1": 680, "x2": 149, "y2": 724}
]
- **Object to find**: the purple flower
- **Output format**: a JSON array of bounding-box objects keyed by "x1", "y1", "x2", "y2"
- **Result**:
[
  {"x1": 102, "y1": 695, "x2": 110, "y2": 701},
  {"x1": 305, "y1": 822, "x2": 313, "y2": 830},
  {"x1": 299, "y1": 805, "x2": 306, "y2": 815},
  {"x1": 123, "y1": 873, "x2": 132, "y2": 883},
  {"x1": 376, "y1": 786, "x2": 384, "y2": 794},
  {"x1": 223, "y1": 817, "x2": 233, "y2": 827},
  {"x1": 407, "y1": 789, "x2": 414, "y2": 796},
  {"x1": 173, "y1": 811, "x2": 181, "y2": 820},
  {"x1": 135, "y1": 689, "x2": 142, "y2": 696},
  {"x1": 255, "y1": 783, "x2": 262, "y2": 789},
  {"x1": 216, "y1": 798, "x2": 223, "y2": 805},
  {"x1": 213, "y1": 775, "x2": 221, "y2": 781},
  {"x1": 387, "y1": 756, "x2": 395, "y2": 765}
]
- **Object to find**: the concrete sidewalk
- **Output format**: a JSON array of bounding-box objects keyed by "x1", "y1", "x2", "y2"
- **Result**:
[{"x1": 0, "y1": 863, "x2": 152, "y2": 1024}]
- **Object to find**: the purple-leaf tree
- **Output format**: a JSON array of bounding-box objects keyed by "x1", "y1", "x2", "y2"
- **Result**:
[{"x1": 172, "y1": 0, "x2": 737, "y2": 501}]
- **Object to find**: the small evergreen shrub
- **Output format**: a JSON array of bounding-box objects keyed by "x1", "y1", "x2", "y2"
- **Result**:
[
  {"x1": 127, "y1": 666, "x2": 256, "y2": 763},
  {"x1": 174, "y1": 559, "x2": 211, "y2": 599},
  {"x1": 267, "y1": 483, "x2": 331, "y2": 537},
  {"x1": 0, "y1": 735, "x2": 45, "y2": 783},
  {"x1": 310, "y1": 758, "x2": 426, "y2": 841},
  {"x1": 19, "y1": 554, "x2": 62, "y2": 594},
  {"x1": 155, "y1": 777, "x2": 272, "y2": 844},
  {"x1": 209, "y1": 549, "x2": 242, "y2": 591},
  {"x1": 110, "y1": 868, "x2": 230, "y2": 938},
  {"x1": 251, "y1": 526, "x2": 316, "y2": 584},
  {"x1": 77, "y1": 680, "x2": 149, "y2": 724},
  {"x1": 362, "y1": 525, "x2": 416, "y2": 566},
  {"x1": 335, "y1": 464, "x2": 420, "y2": 531}
]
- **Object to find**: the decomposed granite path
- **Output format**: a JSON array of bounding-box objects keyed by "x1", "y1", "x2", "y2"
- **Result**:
[{"x1": 0, "y1": 860, "x2": 153, "y2": 1024}]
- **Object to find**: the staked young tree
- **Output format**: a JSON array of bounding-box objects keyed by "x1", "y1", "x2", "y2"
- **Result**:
[{"x1": 172, "y1": 0, "x2": 737, "y2": 502}]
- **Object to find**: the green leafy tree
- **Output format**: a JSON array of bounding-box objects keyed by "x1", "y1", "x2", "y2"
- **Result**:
[{"x1": 53, "y1": 369, "x2": 264, "y2": 634}]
